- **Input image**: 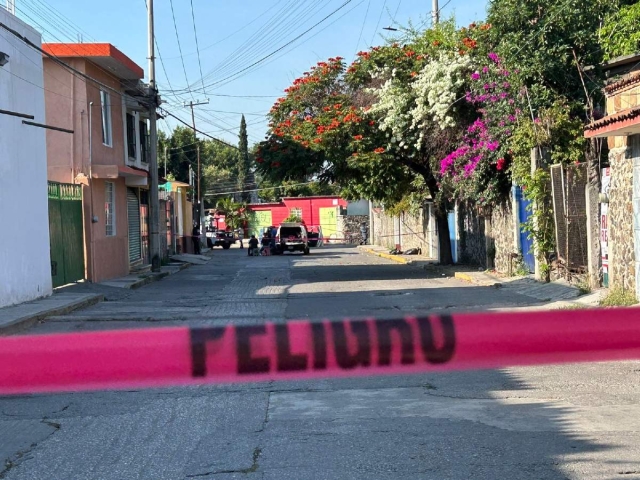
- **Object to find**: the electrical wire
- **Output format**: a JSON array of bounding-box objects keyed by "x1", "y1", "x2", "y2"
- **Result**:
[
  {"x1": 368, "y1": 0, "x2": 387, "y2": 47},
  {"x1": 192, "y1": 0, "x2": 355, "y2": 93},
  {"x1": 353, "y1": 0, "x2": 372, "y2": 57},
  {"x1": 168, "y1": 0, "x2": 195, "y2": 101},
  {"x1": 189, "y1": 0, "x2": 206, "y2": 95},
  {"x1": 204, "y1": 181, "x2": 318, "y2": 197}
]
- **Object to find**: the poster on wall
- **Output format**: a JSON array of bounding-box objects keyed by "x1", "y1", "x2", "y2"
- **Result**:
[{"x1": 601, "y1": 167, "x2": 611, "y2": 287}]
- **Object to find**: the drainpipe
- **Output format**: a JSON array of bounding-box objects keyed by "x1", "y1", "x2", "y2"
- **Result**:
[{"x1": 88, "y1": 102, "x2": 97, "y2": 282}]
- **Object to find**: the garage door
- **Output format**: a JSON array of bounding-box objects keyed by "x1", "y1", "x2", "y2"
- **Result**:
[{"x1": 127, "y1": 188, "x2": 141, "y2": 263}]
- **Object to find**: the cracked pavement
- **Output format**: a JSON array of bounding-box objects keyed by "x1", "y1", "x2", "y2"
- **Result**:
[{"x1": 2, "y1": 246, "x2": 640, "y2": 479}]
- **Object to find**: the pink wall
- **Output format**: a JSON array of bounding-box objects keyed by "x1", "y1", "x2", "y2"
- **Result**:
[
  {"x1": 248, "y1": 197, "x2": 347, "y2": 228},
  {"x1": 84, "y1": 178, "x2": 129, "y2": 282},
  {"x1": 44, "y1": 58, "x2": 131, "y2": 282}
]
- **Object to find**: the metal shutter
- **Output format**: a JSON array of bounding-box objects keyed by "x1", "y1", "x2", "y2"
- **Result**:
[{"x1": 127, "y1": 188, "x2": 141, "y2": 262}]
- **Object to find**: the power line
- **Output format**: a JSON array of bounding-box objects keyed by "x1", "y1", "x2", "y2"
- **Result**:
[
  {"x1": 161, "y1": 107, "x2": 240, "y2": 150},
  {"x1": 353, "y1": 0, "x2": 372, "y2": 58},
  {"x1": 162, "y1": 0, "x2": 286, "y2": 60},
  {"x1": 189, "y1": 0, "x2": 206, "y2": 95},
  {"x1": 205, "y1": 181, "x2": 318, "y2": 197},
  {"x1": 196, "y1": 0, "x2": 355, "y2": 93},
  {"x1": 368, "y1": 0, "x2": 387, "y2": 46},
  {"x1": 168, "y1": 0, "x2": 194, "y2": 101}
]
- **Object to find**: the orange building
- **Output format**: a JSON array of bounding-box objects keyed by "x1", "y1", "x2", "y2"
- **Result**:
[{"x1": 43, "y1": 43, "x2": 151, "y2": 282}]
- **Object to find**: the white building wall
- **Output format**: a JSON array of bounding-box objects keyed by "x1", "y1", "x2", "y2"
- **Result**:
[{"x1": 0, "y1": 9, "x2": 52, "y2": 307}]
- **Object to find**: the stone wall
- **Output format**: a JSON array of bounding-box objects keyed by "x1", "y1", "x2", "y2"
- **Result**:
[
  {"x1": 458, "y1": 203, "x2": 486, "y2": 266},
  {"x1": 608, "y1": 142, "x2": 636, "y2": 292},
  {"x1": 490, "y1": 200, "x2": 517, "y2": 274},
  {"x1": 337, "y1": 215, "x2": 368, "y2": 244}
]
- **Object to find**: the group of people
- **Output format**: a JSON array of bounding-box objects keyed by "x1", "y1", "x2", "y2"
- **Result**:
[{"x1": 248, "y1": 226, "x2": 277, "y2": 257}]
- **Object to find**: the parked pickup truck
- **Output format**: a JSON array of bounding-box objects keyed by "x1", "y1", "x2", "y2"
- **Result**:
[
  {"x1": 276, "y1": 222, "x2": 310, "y2": 255},
  {"x1": 206, "y1": 229, "x2": 236, "y2": 249}
]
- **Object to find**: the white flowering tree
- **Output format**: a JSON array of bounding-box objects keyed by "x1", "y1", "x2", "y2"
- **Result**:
[{"x1": 257, "y1": 21, "x2": 494, "y2": 264}]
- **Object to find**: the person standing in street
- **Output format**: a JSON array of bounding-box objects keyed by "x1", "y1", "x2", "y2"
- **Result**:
[
  {"x1": 192, "y1": 223, "x2": 201, "y2": 255},
  {"x1": 360, "y1": 222, "x2": 368, "y2": 245},
  {"x1": 237, "y1": 227, "x2": 244, "y2": 249}
]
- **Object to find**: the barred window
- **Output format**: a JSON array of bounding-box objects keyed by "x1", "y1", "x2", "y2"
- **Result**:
[{"x1": 105, "y1": 181, "x2": 115, "y2": 236}]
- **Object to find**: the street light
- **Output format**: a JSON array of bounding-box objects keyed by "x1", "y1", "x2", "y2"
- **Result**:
[{"x1": 383, "y1": 26, "x2": 398, "y2": 32}]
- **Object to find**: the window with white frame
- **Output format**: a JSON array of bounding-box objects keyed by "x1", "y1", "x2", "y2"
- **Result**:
[
  {"x1": 105, "y1": 181, "x2": 115, "y2": 236},
  {"x1": 290, "y1": 207, "x2": 302, "y2": 219},
  {"x1": 100, "y1": 90, "x2": 112, "y2": 146}
]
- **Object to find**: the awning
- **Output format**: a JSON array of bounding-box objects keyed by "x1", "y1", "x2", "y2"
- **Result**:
[
  {"x1": 584, "y1": 107, "x2": 640, "y2": 138},
  {"x1": 90, "y1": 165, "x2": 149, "y2": 187}
]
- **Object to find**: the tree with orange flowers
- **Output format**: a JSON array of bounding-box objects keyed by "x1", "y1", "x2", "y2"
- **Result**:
[{"x1": 256, "y1": 21, "x2": 495, "y2": 264}]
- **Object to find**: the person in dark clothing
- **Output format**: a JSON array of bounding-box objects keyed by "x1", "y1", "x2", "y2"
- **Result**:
[
  {"x1": 248, "y1": 235, "x2": 259, "y2": 256},
  {"x1": 192, "y1": 224, "x2": 201, "y2": 254},
  {"x1": 260, "y1": 232, "x2": 271, "y2": 256}
]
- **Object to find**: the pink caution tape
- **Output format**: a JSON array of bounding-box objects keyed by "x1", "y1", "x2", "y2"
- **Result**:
[{"x1": 1, "y1": 309, "x2": 640, "y2": 395}]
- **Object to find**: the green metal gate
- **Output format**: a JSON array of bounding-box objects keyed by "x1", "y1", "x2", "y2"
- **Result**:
[{"x1": 48, "y1": 182, "x2": 85, "y2": 287}]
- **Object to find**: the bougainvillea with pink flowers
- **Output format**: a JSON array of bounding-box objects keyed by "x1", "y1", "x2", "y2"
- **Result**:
[{"x1": 439, "y1": 52, "x2": 522, "y2": 206}]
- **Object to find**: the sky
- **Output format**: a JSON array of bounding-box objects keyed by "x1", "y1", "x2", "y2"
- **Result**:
[{"x1": 11, "y1": 0, "x2": 489, "y2": 145}]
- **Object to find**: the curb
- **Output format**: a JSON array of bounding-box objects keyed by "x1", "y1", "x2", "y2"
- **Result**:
[
  {"x1": 358, "y1": 247, "x2": 412, "y2": 265},
  {"x1": 454, "y1": 271, "x2": 503, "y2": 288},
  {"x1": 129, "y1": 271, "x2": 171, "y2": 290},
  {"x1": 0, "y1": 294, "x2": 103, "y2": 335}
]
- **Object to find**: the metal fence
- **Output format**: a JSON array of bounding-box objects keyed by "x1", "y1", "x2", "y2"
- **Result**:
[{"x1": 550, "y1": 163, "x2": 589, "y2": 272}]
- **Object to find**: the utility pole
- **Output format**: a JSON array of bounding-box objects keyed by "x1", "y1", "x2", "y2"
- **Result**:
[
  {"x1": 147, "y1": 0, "x2": 161, "y2": 271},
  {"x1": 184, "y1": 98, "x2": 209, "y2": 237},
  {"x1": 164, "y1": 144, "x2": 167, "y2": 178},
  {"x1": 432, "y1": 0, "x2": 439, "y2": 25}
]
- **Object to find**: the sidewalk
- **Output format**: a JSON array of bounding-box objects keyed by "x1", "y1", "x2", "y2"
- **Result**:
[
  {"x1": 357, "y1": 245, "x2": 437, "y2": 268},
  {"x1": 0, "y1": 263, "x2": 192, "y2": 334},
  {"x1": 454, "y1": 270, "x2": 606, "y2": 308}
]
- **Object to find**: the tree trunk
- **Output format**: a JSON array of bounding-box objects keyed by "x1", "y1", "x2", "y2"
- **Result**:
[{"x1": 435, "y1": 207, "x2": 453, "y2": 265}]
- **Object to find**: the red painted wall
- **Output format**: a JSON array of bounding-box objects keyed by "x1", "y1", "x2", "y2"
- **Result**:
[{"x1": 248, "y1": 197, "x2": 347, "y2": 228}]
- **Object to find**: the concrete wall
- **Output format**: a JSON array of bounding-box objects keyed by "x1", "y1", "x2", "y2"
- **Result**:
[
  {"x1": 370, "y1": 207, "x2": 434, "y2": 256},
  {"x1": 608, "y1": 141, "x2": 636, "y2": 293},
  {"x1": 0, "y1": 11, "x2": 53, "y2": 307}
]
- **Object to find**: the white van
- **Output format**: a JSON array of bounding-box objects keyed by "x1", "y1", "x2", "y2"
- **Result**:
[{"x1": 276, "y1": 222, "x2": 310, "y2": 255}]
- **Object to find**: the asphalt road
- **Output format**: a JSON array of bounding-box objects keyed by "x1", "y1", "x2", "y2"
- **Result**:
[{"x1": 2, "y1": 246, "x2": 640, "y2": 479}]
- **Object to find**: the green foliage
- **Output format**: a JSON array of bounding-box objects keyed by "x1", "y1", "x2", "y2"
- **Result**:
[
  {"x1": 159, "y1": 125, "x2": 243, "y2": 208},
  {"x1": 576, "y1": 277, "x2": 592, "y2": 295},
  {"x1": 238, "y1": 115, "x2": 252, "y2": 202},
  {"x1": 486, "y1": 0, "x2": 626, "y2": 110},
  {"x1": 283, "y1": 214, "x2": 303, "y2": 223},
  {"x1": 600, "y1": 2, "x2": 640, "y2": 61},
  {"x1": 214, "y1": 197, "x2": 248, "y2": 229},
  {"x1": 509, "y1": 101, "x2": 586, "y2": 266},
  {"x1": 512, "y1": 256, "x2": 530, "y2": 277},
  {"x1": 255, "y1": 176, "x2": 340, "y2": 203},
  {"x1": 599, "y1": 287, "x2": 638, "y2": 307}
]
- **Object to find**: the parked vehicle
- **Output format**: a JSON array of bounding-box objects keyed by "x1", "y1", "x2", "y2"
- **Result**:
[
  {"x1": 307, "y1": 227, "x2": 324, "y2": 248},
  {"x1": 206, "y1": 228, "x2": 235, "y2": 249},
  {"x1": 276, "y1": 222, "x2": 310, "y2": 255}
]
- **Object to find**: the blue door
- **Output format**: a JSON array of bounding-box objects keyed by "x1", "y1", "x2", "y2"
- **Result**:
[
  {"x1": 447, "y1": 211, "x2": 457, "y2": 263},
  {"x1": 515, "y1": 186, "x2": 535, "y2": 272}
]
